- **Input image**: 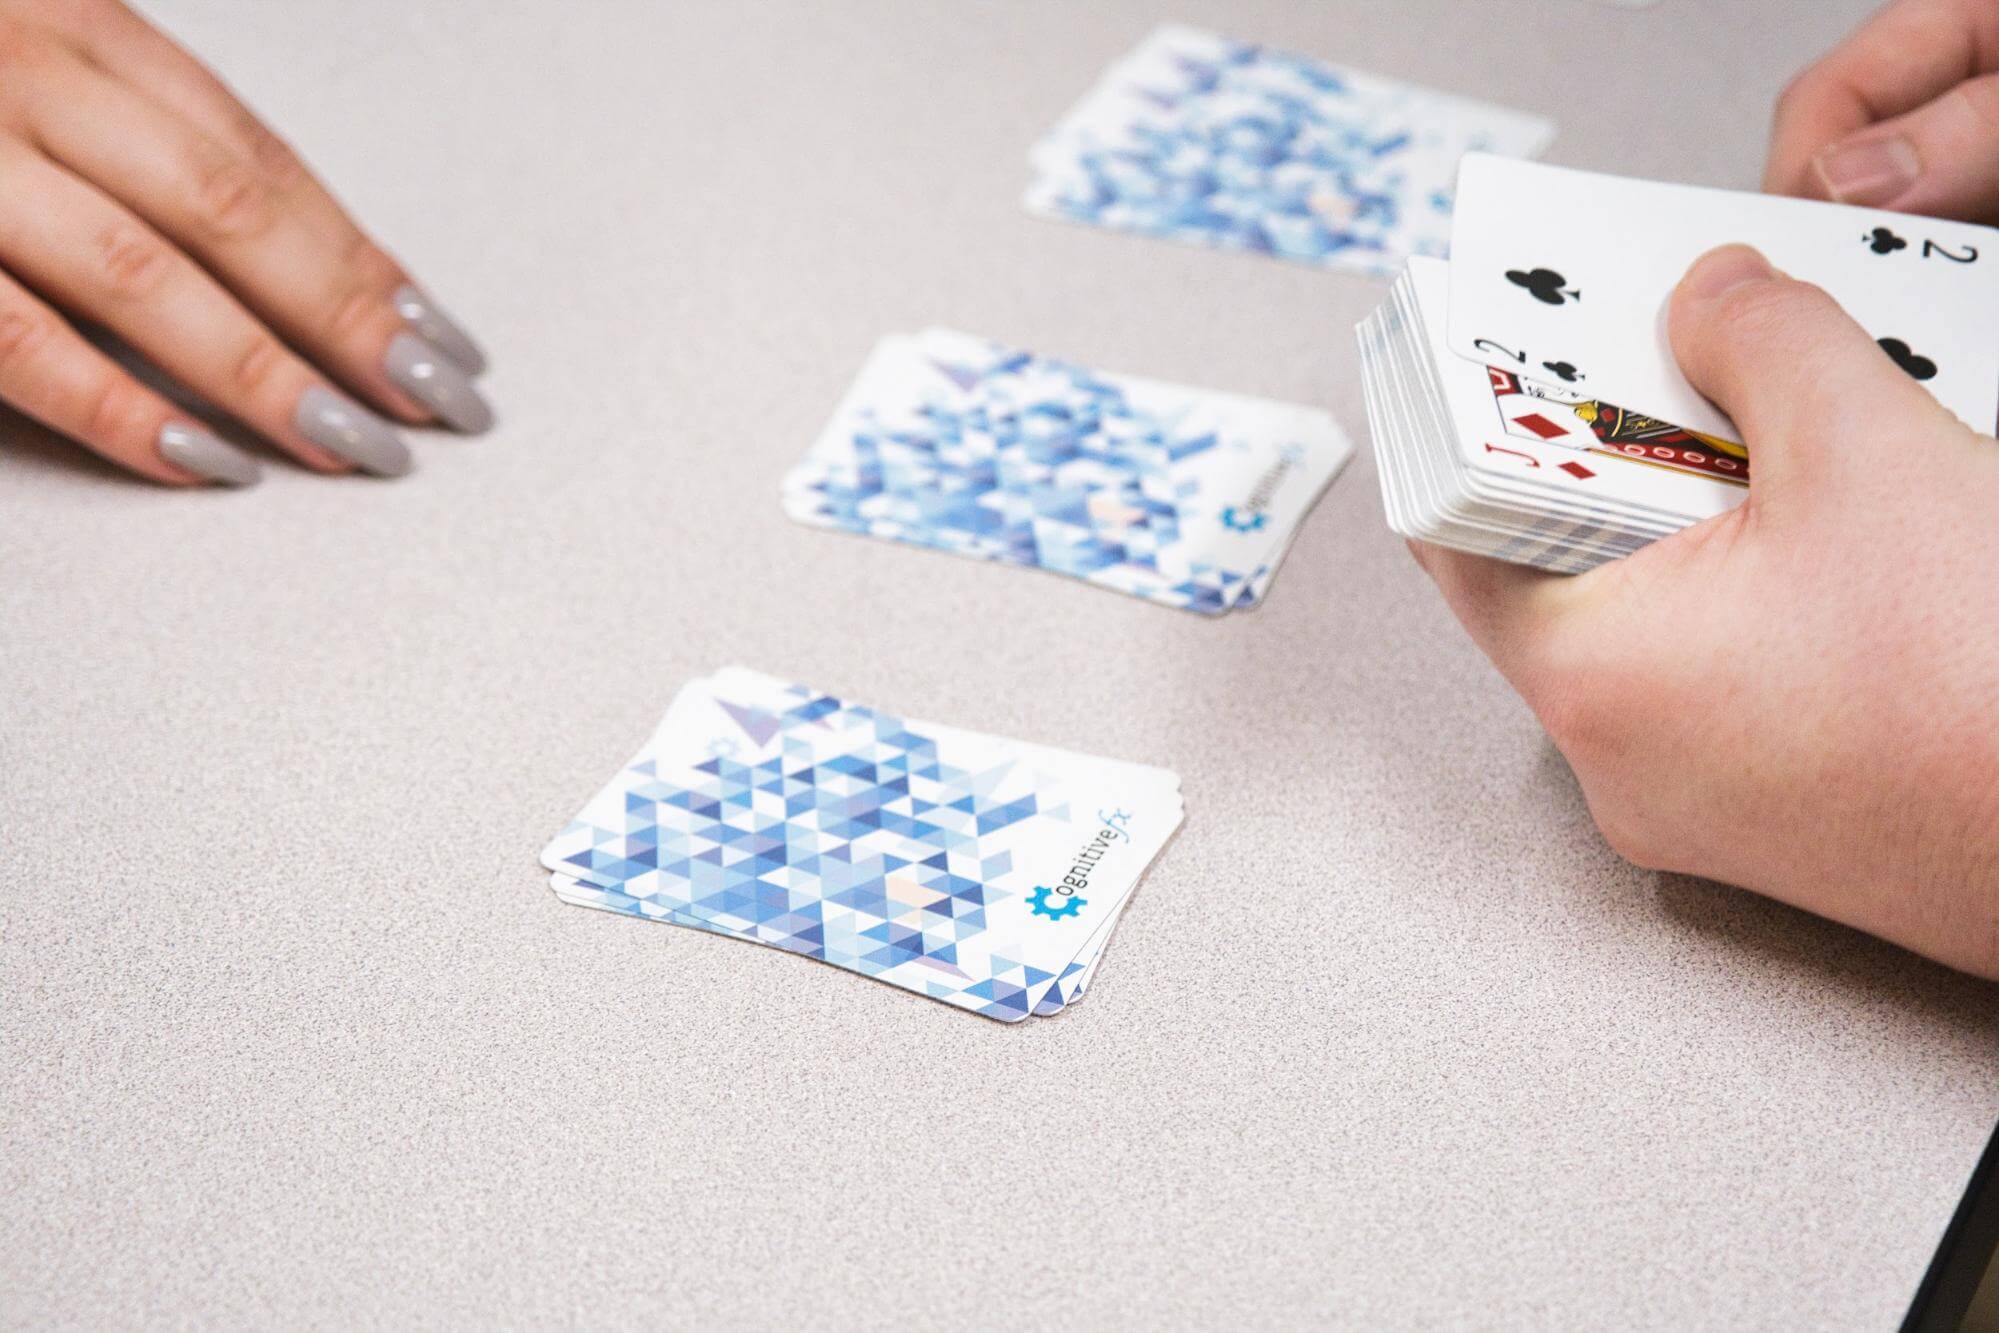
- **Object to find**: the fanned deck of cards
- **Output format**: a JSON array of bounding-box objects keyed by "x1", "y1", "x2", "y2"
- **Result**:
[
  {"x1": 1024, "y1": 24, "x2": 1554, "y2": 276},
  {"x1": 541, "y1": 668, "x2": 1183, "y2": 1022},
  {"x1": 1360, "y1": 154, "x2": 1999, "y2": 572},
  {"x1": 783, "y1": 329, "x2": 1353, "y2": 614}
]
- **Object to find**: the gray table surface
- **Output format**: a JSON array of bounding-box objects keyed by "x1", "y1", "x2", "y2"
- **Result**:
[{"x1": 6, "y1": 0, "x2": 1996, "y2": 1327}]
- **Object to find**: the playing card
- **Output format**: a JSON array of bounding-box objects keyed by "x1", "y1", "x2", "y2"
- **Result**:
[
  {"x1": 1368, "y1": 299, "x2": 1634, "y2": 574},
  {"x1": 1447, "y1": 153, "x2": 1999, "y2": 441},
  {"x1": 1409, "y1": 258, "x2": 1745, "y2": 524},
  {"x1": 784, "y1": 330, "x2": 1352, "y2": 614},
  {"x1": 540, "y1": 669, "x2": 1183, "y2": 1022},
  {"x1": 1024, "y1": 25, "x2": 1554, "y2": 276},
  {"x1": 1360, "y1": 255, "x2": 1750, "y2": 573},
  {"x1": 539, "y1": 679, "x2": 1167, "y2": 1023},
  {"x1": 548, "y1": 867, "x2": 1137, "y2": 1016}
]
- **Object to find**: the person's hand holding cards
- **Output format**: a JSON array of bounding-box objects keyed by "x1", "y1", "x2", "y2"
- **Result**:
[
  {"x1": 1445, "y1": 154, "x2": 1999, "y2": 445},
  {"x1": 1406, "y1": 241, "x2": 1999, "y2": 980},
  {"x1": 1362, "y1": 154, "x2": 1999, "y2": 571}
]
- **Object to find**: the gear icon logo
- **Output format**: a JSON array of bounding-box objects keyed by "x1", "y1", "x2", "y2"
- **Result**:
[
  {"x1": 1220, "y1": 506, "x2": 1268, "y2": 533},
  {"x1": 1028, "y1": 886, "x2": 1085, "y2": 921}
]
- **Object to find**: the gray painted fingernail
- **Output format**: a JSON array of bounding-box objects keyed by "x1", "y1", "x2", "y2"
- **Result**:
[
  {"x1": 295, "y1": 386, "x2": 412, "y2": 477},
  {"x1": 158, "y1": 421, "x2": 260, "y2": 487},
  {"x1": 384, "y1": 332, "x2": 494, "y2": 434},
  {"x1": 393, "y1": 284, "x2": 487, "y2": 375}
]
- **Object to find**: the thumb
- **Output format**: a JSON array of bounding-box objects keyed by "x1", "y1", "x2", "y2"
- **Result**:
[
  {"x1": 1808, "y1": 74, "x2": 1999, "y2": 223},
  {"x1": 1666, "y1": 244, "x2": 1947, "y2": 492}
]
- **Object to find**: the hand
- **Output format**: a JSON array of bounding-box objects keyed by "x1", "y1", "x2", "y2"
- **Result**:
[
  {"x1": 0, "y1": 0, "x2": 492, "y2": 487},
  {"x1": 1767, "y1": 0, "x2": 1999, "y2": 221},
  {"x1": 1411, "y1": 245, "x2": 1999, "y2": 981}
]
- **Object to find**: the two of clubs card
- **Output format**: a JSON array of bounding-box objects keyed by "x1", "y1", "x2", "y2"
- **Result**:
[
  {"x1": 1360, "y1": 154, "x2": 1999, "y2": 572},
  {"x1": 541, "y1": 668, "x2": 1183, "y2": 1022},
  {"x1": 784, "y1": 329, "x2": 1354, "y2": 615}
]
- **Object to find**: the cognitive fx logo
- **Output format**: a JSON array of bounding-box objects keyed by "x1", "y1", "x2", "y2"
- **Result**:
[
  {"x1": 1219, "y1": 450, "x2": 1298, "y2": 534},
  {"x1": 1027, "y1": 808, "x2": 1137, "y2": 923}
]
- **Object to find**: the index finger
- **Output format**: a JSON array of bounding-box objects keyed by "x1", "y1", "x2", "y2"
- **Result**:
[{"x1": 1764, "y1": 0, "x2": 1998, "y2": 197}]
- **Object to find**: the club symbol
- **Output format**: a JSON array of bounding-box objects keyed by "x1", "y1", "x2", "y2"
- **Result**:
[
  {"x1": 1505, "y1": 267, "x2": 1580, "y2": 306},
  {"x1": 1864, "y1": 226, "x2": 1908, "y2": 255},
  {"x1": 1877, "y1": 337, "x2": 1937, "y2": 381},
  {"x1": 1540, "y1": 360, "x2": 1584, "y2": 383}
]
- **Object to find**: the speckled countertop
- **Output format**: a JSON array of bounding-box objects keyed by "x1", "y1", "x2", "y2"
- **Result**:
[{"x1": 5, "y1": 1, "x2": 1994, "y2": 1326}]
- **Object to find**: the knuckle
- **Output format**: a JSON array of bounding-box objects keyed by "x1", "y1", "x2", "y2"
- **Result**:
[
  {"x1": 1956, "y1": 78, "x2": 1999, "y2": 132},
  {"x1": 1773, "y1": 70, "x2": 1818, "y2": 122},
  {"x1": 1531, "y1": 648, "x2": 1692, "y2": 874},
  {"x1": 237, "y1": 114, "x2": 303, "y2": 188},
  {"x1": 0, "y1": 307, "x2": 55, "y2": 371},
  {"x1": 81, "y1": 372, "x2": 154, "y2": 448},
  {"x1": 1772, "y1": 64, "x2": 1848, "y2": 133},
  {"x1": 192, "y1": 153, "x2": 273, "y2": 239},
  {"x1": 93, "y1": 224, "x2": 176, "y2": 300},
  {"x1": 1531, "y1": 680, "x2": 1612, "y2": 764},
  {"x1": 231, "y1": 333, "x2": 287, "y2": 398},
  {"x1": 1524, "y1": 639, "x2": 1634, "y2": 768},
  {"x1": 1592, "y1": 802, "x2": 1668, "y2": 872},
  {"x1": 323, "y1": 283, "x2": 387, "y2": 346},
  {"x1": 343, "y1": 237, "x2": 403, "y2": 291}
]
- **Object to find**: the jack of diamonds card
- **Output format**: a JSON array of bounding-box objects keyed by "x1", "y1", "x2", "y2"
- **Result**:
[{"x1": 1486, "y1": 369, "x2": 1750, "y2": 486}]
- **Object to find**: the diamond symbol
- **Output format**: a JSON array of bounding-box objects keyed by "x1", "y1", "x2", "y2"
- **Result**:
[
  {"x1": 1510, "y1": 412, "x2": 1567, "y2": 440},
  {"x1": 1558, "y1": 461, "x2": 1595, "y2": 480}
]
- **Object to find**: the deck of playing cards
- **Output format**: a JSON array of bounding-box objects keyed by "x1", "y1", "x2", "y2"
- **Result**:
[
  {"x1": 1360, "y1": 155, "x2": 1999, "y2": 572},
  {"x1": 784, "y1": 329, "x2": 1352, "y2": 614},
  {"x1": 1025, "y1": 25, "x2": 1553, "y2": 277},
  {"x1": 541, "y1": 668, "x2": 1183, "y2": 1022}
]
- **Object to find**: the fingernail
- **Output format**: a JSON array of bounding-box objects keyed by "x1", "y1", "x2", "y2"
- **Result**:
[
  {"x1": 1814, "y1": 134, "x2": 1920, "y2": 207},
  {"x1": 295, "y1": 386, "x2": 412, "y2": 477},
  {"x1": 158, "y1": 421, "x2": 260, "y2": 487},
  {"x1": 1682, "y1": 245, "x2": 1774, "y2": 302},
  {"x1": 384, "y1": 332, "x2": 495, "y2": 434},
  {"x1": 392, "y1": 284, "x2": 487, "y2": 375}
]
